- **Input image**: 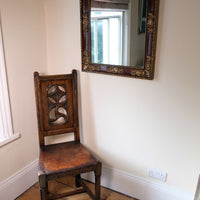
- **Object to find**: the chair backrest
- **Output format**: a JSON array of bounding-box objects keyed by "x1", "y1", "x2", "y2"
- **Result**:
[{"x1": 34, "y1": 69, "x2": 80, "y2": 147}]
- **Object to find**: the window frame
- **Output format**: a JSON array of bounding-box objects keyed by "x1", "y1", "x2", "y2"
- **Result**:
[
  {"x1": 0, "y1": 23, "x2": 20, "y2": 147},
  {"x1": 91, "y1": 11, "x2": 124, "y2": 65}
]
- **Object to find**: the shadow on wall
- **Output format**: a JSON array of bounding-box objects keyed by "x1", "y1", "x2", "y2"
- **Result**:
[
  {"x1": 78, "y1": 72, "x2": 143, "y2": 189},
  {"x1": 78, "y1": 71, "x2": 98, "y2": 151}
]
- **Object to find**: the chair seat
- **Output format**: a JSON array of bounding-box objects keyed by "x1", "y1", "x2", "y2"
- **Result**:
[{"x1": 39, "y1": 141, "x2": 98, "y2": 175}]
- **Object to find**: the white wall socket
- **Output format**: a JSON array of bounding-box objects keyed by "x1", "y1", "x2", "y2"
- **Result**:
[{"x1": 148, "y1": 168, "x2": 167, "y2": 182}]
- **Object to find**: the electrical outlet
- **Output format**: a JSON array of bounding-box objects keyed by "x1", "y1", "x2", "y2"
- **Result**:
[{"x1": 148, "y1": 168, "x2": 167, "y2": 182}]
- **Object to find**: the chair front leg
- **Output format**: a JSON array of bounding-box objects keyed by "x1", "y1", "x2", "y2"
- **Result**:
[
  {"x1": 95, "y1": 162, "x2": 102, "y2": 200},
  {"x1": 39, "y1": 174, "x2": 48, "y2": 200}
]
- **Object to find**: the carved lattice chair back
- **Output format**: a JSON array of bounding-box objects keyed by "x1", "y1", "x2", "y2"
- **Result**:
[{"x1": 34, "y1": 70, "x2": 80, "y2": 146}]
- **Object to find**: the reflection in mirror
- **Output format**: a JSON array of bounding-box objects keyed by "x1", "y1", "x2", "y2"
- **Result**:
[
  {"x1": 91, "y1": 0, "x2": 146, "y2": 67},
  {"x1": 81, "y1": 0, "x2": 159, "y2": 79}
]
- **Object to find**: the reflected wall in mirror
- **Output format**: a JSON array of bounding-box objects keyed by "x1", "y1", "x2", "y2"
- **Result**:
[
  {"x1": 81, "y1": 0, "x2": 159, "y2": 79},
  {"x1": 91, "y1": 0, "x2": 146, "y2": 67}
]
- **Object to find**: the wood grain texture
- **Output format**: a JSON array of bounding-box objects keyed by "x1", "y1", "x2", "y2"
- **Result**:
[
  {"x1": 39, "y1": 141, "x2": 99, "y2": 175},
  {"x1": 34, "y1": 70, "x2": 102, "y2": 200}
]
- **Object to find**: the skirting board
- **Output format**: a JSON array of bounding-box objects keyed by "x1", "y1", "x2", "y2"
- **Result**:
[
  {"x1": 0, "y1": 159, "x2": 194, "y2": 200},
  {"x1": 82, "y1": 165, "x2": 194, "y2": 200},
  {"x1": 0, "y1": 159, "x2": 38, "y2": 200}
]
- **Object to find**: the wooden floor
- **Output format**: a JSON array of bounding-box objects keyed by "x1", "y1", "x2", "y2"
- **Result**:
[{"x1": 16, "y1": 176, "x2": 138, "y2": 200}]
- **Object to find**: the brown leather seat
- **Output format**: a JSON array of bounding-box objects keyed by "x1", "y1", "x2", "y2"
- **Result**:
[
  {"x1": 39, "y1": 141, "x2": 99, "y2": 175},
  {"x1": 34, "y1": 70, "x2": 101, "y2": 200}
]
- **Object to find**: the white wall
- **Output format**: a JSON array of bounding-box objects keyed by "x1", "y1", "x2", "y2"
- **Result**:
[
  {"x1": 0, "y1": 0, "x2": 47, "y2": 181},
  {"x1": 0, "y1": 0, "x2": 199, "y2": 198},
  {"x1": 44, "y1": 0, "x2": 200, "y2": 196}
]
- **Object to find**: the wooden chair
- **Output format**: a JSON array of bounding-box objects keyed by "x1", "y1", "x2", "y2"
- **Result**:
[{"x1": 34, "y1": 69, "x2": 102, "y2": 200}]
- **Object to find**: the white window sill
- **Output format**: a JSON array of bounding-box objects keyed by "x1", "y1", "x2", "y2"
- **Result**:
[{"x1": 0, "y1": 133, "x2": 20, "y2": 147}]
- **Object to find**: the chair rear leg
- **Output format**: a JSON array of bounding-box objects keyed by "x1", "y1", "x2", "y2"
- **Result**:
[
  {"x1": 75, "y1": 174, "x2": 81, "y2": 187},
  {"x1": 39, "y1": 174, "x2": 48, "y2": 200},
  {"x1": 95, "y1": 162, "x2": 102, "y2": 200}
]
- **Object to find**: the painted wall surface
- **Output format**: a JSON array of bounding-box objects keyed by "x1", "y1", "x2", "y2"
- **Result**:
[
  {"x1": 0, "y1": 0, "x2": 47, "y2": 181},
  {"x1": 44, "y1": 0, "x2": 200, "y2": 196},
  {"x1": 0, "y1": 0, "x2": 199, "y2": 198}
]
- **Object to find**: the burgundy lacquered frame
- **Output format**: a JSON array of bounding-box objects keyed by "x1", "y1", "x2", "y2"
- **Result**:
[{"x1": 80, "y1": 0, "x2": 159, "y2": 80}]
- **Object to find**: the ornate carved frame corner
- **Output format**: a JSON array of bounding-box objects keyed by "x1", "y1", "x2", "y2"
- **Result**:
[{"x1": 80, "y1": 0, "x2": 159, "y2": 80}]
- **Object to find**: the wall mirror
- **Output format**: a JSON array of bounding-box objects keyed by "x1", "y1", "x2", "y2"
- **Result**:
[{"x1": 80, "y1": 0, "x2": 159, "y2": 79}]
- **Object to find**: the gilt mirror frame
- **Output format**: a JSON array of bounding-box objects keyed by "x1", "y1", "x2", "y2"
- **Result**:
[{"x1": 80, "y1": 0, "x2": 159, "y2": 80}]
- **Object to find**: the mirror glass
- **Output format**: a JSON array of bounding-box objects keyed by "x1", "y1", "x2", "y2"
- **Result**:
[
  {"x1": 81, "y1": 0, "x2": 159, "y2": 80},
  {"x1": 91, "y1": 0, "x2": 146, "y2": 68}
]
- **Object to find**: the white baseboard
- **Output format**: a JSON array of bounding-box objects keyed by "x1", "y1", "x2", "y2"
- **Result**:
[
  {"x1": 0, "y1": 159, "x2": 38, "y2": 200},
  {"x1": 83, "y1": 165, "x2": 194, "y2": 200},
  {"x1": 0, "y1": 160, "x2": 194, "y2": 200}
]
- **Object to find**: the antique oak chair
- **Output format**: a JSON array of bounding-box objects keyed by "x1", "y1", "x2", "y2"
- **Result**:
[{"x1": 34, "y1": 70, "x2": 101, "y2": 200}]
